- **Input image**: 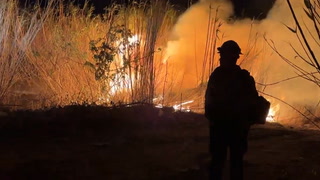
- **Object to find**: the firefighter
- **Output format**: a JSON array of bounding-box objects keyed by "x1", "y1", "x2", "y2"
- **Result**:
[{"x1": 205, "y1": 40, "x2": 258, "y2": 180}]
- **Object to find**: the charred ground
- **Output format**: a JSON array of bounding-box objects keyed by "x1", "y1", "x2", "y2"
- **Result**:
[{"x1": 0, "y1": 105, "x2": 319, "y2": 180}]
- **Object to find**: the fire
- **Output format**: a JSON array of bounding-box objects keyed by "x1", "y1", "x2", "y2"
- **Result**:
[
  {"x1": 172, "y1": 100, "x2": 194, "y2": 112},
  {"x1": 108, "y1": 35, "x2": 140, "y2": 96},
  {"x1": 153, "y1": 96, "x2": 164, "y2": 108},
  {"x1": 107, "y1": 33, "x2": 281, "y2": 123},
  {"x1": 266, "y1": 104, "x2": 280, "y2": 122},
  {"x1": 154, "y1": 98, "x2": 194, "y2": 112}
]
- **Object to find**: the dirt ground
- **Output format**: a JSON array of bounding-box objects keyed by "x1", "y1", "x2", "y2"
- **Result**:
[{"x1": 0, "y1": 105, "x2": 320, "y2": 180}]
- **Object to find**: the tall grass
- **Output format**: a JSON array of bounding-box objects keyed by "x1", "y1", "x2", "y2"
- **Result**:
[
  {"x1": 0, "y1": 0, "x2": 55, "y2": 108},
  {"x1": 0, "y1": 0, "x2": 178, "y2": 109},
  {"x1": 24, "y1": 1, "x2": 106, "y2": 108},
  {"x1": 88, "y1": 0, "x2": 177, "y2": 105},
  {"x1": 107, "y1": 0, "x2": 177, "y2": 104},
  {"x1": 201, "y1": 4, "x2": 222, "y2": 85}
]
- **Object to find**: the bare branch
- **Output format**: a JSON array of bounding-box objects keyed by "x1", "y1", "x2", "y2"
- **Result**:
[
  {"x1": 256, "y1": 72, "x2": 319, "y2": 86},
  {"x1": 289, "y1": 43, "x2": 314, "y2": 67},
  {"x1": 302, "y1": 21, "x2": 320, "y2": 47},
  {"x1": 287, "y1": 0, "x2": 320, "y2": 70}
]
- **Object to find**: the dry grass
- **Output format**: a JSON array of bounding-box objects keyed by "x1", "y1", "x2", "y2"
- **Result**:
[
  {"x1": 0, "y1": 0, "x2": 53, "y2": 107},
  {"x1": 0, "y1": 0, "x2": 179, "y2": 109}
]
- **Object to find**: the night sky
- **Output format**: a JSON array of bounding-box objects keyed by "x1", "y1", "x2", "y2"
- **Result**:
[{"x1": 19, "y1": 0, "x2": 276, "y2": 20}]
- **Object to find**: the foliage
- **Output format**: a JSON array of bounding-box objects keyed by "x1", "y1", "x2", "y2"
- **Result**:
[{"x1": 88, "y1": 25, "x2": 139, "y2": 81}]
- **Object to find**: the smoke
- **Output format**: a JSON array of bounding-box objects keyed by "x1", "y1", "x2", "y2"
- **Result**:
[{"x1": 164, "y1": 0, "x2": 320, "y2": 124}]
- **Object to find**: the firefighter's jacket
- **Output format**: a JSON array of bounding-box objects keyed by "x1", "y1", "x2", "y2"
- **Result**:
[{"x1": 205, "y1": 65, "x2": 258, "y2": 129}]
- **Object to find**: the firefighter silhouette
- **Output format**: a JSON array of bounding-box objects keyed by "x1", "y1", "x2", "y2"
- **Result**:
[{"x1": 205, "y1": 40, "x2": 258, "y2": 180}]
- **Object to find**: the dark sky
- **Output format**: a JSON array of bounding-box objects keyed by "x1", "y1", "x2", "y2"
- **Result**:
[{"x1": 19, "y1": 0, "x2": 276, "y2": 20}]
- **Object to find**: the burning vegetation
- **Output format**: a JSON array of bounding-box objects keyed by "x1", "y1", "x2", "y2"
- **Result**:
[{"x1": 0, "y1": 0, "x2": 319, "y2": 127}]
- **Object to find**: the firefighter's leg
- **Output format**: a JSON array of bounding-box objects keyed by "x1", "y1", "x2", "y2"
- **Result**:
[
  {"x1": 209, "y1": 127, "x2": 228, "y2": 180},
  {"x1": 229, "y1": 137, "x2": 247, "y2": 180}
]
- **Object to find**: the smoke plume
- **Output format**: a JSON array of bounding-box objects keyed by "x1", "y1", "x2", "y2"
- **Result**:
[{"x1": 164, "y1": 0, "x2": 320, "y2": 125}]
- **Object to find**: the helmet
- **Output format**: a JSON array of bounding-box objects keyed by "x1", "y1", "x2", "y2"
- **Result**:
[{"x1": 217, "y1": 40, "x2": 242, "y2": 55}]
